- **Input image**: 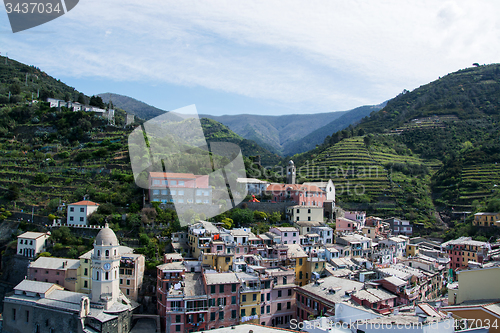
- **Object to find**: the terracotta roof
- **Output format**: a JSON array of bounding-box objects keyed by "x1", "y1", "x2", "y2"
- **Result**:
[
  {"x1": 149, "y1": 172, "x2": 196, "y2": 179},
  {"x1": 266, "y1": 183, "x2": 323, "y2": 192},
  {"x1": 69, "y1": 200, "x2": 99, "y2": 206}
]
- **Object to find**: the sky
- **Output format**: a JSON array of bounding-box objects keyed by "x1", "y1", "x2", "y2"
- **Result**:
[{"x1": 1, "y1": 0, "x2": 500, "y2": 116}]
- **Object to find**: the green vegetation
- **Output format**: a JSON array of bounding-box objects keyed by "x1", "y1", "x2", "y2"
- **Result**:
[{"x1": 293, "y1": 64, "x2": 500, "y2": 233}]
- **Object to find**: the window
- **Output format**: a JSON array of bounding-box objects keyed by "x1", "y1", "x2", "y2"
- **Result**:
[
  {"x1": 288, "y1": 289, "x2": 292, "y2": 296},
  {"x1": 211, "y1": 312, "x2": 216, "y2": 321},
  {"x1": 299, "y1": 258, "x2": 303, "y2": 265},
  {"x1": 171, "y1": 181, "x2": 177, "y2": 185},
  {"x1": 278, "y1": 290, "x2": 282, "y2": 298},
  {"x1": 12, "y1": 308, "x2": 16, "y2": 321},
  {"x1": 232, "y1": 310, "x2": 237, "y2": 319},
  {"x1": 284, "y1": 233, "x2": 288, "y2": 237},
  {"x1": 84, "y1": 281, "x2": 88, "y2": 288},
  {"x1": 232, "y1": 296, "x2": 236, "y2": 304},
  {"x1": 80, "y1": 207, "x2": 85, "y2": 212},
  {"x1": 277, "y1": 303, "x2": 282, "y2": 311},
  {"x1": 267, "y1": 293, "x2": 270, "y2": 301},
  {"x1": 287, "y1": 302, "x2": 291, "y2": 309},
  {"x1": 70, "y1": 207, "x2": 74, "y2": 212},
  {"x1": 241, "y1": 309, "x2": 245, "y2": 317},
  {"x1": 126, "y1": 289, "x2": 130, "y2": 295},
  {"x1": 84, "y1": 268, "x2": 88, "y2": 276},
  {"x1": 252, "y1": 293, "x2": 257, "y2": 301},
  {"x1": 211, "y1": 285, "x2": 216, "y2": 294},
  {"x1": 175, "y1": 325, "x2": 181, "y2": 332},
  {"x1": 127, "y1": 279, "x2": 130, "y2": 285},
  {"x1": 176, "y1": 315, "x2": 181, "y2": 323},
  {"x1": 251, "y1": 308, "x2": 257, "y2": 316},
  {"x1": 69, "y1": 216, "x2": 74, "y2": 221},
  {"x1": 242, "y1": 295, "x2": 246, "y2": 302},
  {"x1": 79, "y1": 216, "x2": 85, "y2": 222},
  {"x1": 219, "y1": 284, "x2": 224, "y2": 293},
  {"x1": 219, "y1": 311, "x2": 224, "y2": 320}
]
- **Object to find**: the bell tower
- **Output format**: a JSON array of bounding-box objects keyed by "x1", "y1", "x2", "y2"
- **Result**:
[
  {"x1": 286, "y1": 160, "x2": 296, "y2": 184},
  {"x1": 91, "y1": 224, "x2": 121, "y2": 306}
]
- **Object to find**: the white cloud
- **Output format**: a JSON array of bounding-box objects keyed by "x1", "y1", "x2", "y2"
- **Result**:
[{"x1": 2, "y1": 0, "x2": 500, "y2": 113}]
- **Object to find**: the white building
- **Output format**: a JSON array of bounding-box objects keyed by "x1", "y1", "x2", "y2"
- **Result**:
[
  {"x1": 17, "y1": 231, "x2": 50, "y2": 257},
  {"x1": 236, "y1": 178, "x2": 270, "y2": 195},
  {"x1": 311, "y1": 226, "x2": 334, "y2": 245},
  {"x1": 379, "y1": 236, "x2": 409, "y2": 258},
  {"x1": 67, "y1": 200, "x2": 100, "y2": 225}
]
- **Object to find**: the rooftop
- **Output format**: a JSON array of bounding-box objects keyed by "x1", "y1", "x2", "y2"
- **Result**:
[
  {"x1": 29, "y1": 257, "x2": 80, "y2": 270},
  {"x1": 204, "y1": 272, "x2": 239, "y2": 285},
  {"x1": 69, "y1": 200, "x2": 99, "y2": 206},
  {"x1": 299, "y1": 276, "x2": 364, "y2": 304},
  {"x1": 183, "y1": 273, "x2": 206, "y2": 298},
  {"x1": 18, "y1": 231, "x2": 48, "y2": 239}
]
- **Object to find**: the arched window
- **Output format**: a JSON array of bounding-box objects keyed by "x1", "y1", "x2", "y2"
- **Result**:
[
  {"x1": 97, "y1": 250, "x2": 100, "y2": 257},
  {"x1": 114, "y1": 249, "x2": 117, "y2": 255},
  {"x1": 115, "y1": 270, "x2": 117, "y2": 279},
  {"x1": 105, "y1": 272, "x2": 109, "y2": 280},
  {"x1": 105, "y1": 250, "x2": 109, "y2": 257},
  {"x1": 96, "y1": 271, "x2": 100, "y2": 281}
]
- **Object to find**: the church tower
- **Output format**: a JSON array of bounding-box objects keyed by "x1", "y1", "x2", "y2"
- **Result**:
[
  {"x1": 286, "y1": 160, "x2": 296, "y2": 184},
  {"x1": 91, "y1": 223, "x2": 121, "y2": 306}
]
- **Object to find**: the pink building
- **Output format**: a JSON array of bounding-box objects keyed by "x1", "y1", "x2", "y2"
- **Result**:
[
  {"x1": 344, "y1": 211, "x2": 366, "y2": 227},
  {"x1": 265, "y1": 184, "x2": 326, "y2": 207},
  {"x1": 148, "y1": 172, "x2": 211, "y2": 204},
  {"x1": 27, "y1": 257, "x2": 80, "y2": 291},
  {"x1": 335, "y1": 217, "x2": 360, "y2": 233},
  {"x1": 269, "y1": 227, "x2": 300, "y2": 245},
  {"x1": 265, "y1": 268, "x2": 296, "y2": 328}
]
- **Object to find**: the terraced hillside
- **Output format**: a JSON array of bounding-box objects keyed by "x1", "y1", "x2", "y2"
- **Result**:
[{"x1": 302, "y1": 137, "x2": 440, "y2": 226}]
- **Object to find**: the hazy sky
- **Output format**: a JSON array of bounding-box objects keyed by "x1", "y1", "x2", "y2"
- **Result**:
[{"x1": 1, "y1": 1, "x2": 499, "y2": 115}]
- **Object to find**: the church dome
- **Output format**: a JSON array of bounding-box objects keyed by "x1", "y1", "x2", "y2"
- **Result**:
[
  {"x1": 288, "y1": 160, "x2": 294, "y2": 165},
  {"x1": 95, "y1": 223, "x2": 119, "y2": 246}
]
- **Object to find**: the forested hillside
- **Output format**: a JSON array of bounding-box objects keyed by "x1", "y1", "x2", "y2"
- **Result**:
[{"x1": 294, "y1": 64, "x2": 500, "y2": 237}]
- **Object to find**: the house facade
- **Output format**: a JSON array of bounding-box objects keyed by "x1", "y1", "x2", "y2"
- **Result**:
[
  {"x1": 66, "y1": 200, "x2": 99, "y2": 225},
  {"x1": 17, "y1": 231, "x2": 50, "y2": 257}
]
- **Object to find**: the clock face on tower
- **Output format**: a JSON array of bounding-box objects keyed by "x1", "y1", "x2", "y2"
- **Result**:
[{"x1": 103, "y1": 263, "x2": 111, "y2": 271}]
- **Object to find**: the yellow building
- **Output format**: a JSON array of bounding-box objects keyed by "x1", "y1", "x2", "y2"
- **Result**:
[
  {"x1": 306, "y1": 257, "x2": 326, "y2": 282},
  {"x1": 406, "y1": 244, "x2": 419, "y2": 257},
  {"x1": 441, "y1": 303, "x2": 500, "y2": 333},
  {"x1": 202, "y1": 253, "x2": 233, "y2": 272},
  {"x1": 448, "y1": 266, "x2": 500, "y2": 305},
  {"x1": 236, "y1": 272, "x2": 260, "y2": 324},
  {"x1": 77, "y1": 253, "x2": 92, "y2": 293},
  {"x1": 287, "y1": 244, "x2": 308, "y2": 286},
  {"x1": 473, "y1": 212, "x2": 500, "y2": 227}
]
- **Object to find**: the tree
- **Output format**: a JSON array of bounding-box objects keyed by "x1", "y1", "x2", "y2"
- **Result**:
[
  {"x1": 89, "y1": 95, "x2": 105, "y2": 108},
  {"x1": 5, "y1": 184, "x2": 20, "y2": 200},
  {"x1": 231, "y1": 208, "x2": 254, "y2": 225},
  {"x1": 269, "y1": 211, "x2": 282, "y2": 223},
  {"x1": 77, "y1": 93, "x2": 85, "y2": 104},
  {"x1": 253, "y1": 211, "x2": 267, "y2": 221},
  {"x1": 222, "y1": 218, "x2": 234, "y2": 229},
  {"x1": 364, "y1": 135, "x2": 372, "y2": 147},
  {"x1": 33, "y1": 173, "x2": 49, "y2": 184}
]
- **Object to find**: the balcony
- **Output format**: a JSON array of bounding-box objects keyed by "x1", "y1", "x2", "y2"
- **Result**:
[
  {"x1": 166, "y1": 307, "x2": 185, "y2": 312},
  {"x1": 240, "y1": 284, "x2": 261, "y2": 292}
]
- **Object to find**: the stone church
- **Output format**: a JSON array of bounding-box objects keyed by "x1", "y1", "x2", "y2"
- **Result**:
[{"x1": 3, "y1": 224, "x2": 139, "y2": 333}]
